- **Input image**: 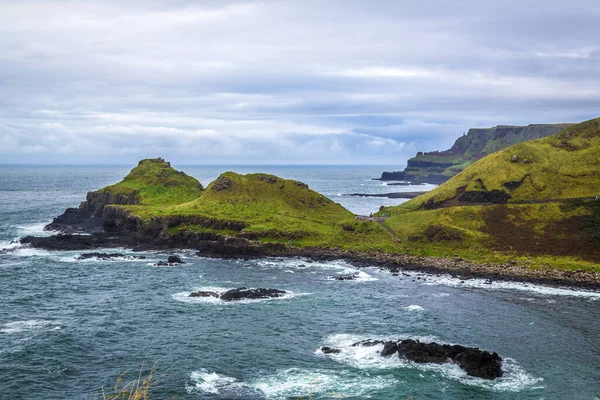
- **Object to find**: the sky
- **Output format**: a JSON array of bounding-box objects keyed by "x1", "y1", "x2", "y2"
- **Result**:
[{"x1": 1, "y1": 0, "x2": 599, "y2": 165}]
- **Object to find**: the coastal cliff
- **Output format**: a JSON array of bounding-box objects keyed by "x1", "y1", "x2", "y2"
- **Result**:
[{"x1": 379, "y1": 123, "x2": 573, "y2": 183}]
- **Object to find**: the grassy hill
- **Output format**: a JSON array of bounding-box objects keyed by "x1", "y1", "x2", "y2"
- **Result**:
[
  {"x1": 376, "y1": 117, "x2": 600, "y2": 268},
  {"x1": 108, "y1": 167, "x2": 393, "y2": 250},
  {"x1": 93, "y1": 158, "x2": 204, "y2": 206}
]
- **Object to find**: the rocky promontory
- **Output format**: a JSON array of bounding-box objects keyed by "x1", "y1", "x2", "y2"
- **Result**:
[{"x1": 377, "y1": 123, "x2": 572, "y2": 184}]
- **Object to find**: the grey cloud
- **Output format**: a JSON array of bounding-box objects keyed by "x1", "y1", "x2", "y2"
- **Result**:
[{"x1": 0, "y1": 0, "x2": 599, "y2": 164}]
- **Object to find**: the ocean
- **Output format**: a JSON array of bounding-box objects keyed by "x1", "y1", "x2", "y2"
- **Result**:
[{"x1": 1, "y1": 165, "x2": 599, "y2": 399}]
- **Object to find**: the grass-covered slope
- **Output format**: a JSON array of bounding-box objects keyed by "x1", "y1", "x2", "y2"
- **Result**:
[
  {"x1": 376, "y1": 118, "x2": 600, "y2": 269},
  {"x1": 121, "y1": 171, "x2": 394, "y2": 250},
  {"x1": 93, "y1": 158, "x2": 204, "y2": 206},
  {"x1": 394, "y1": 118, "x2": 600, "y2": 211}
]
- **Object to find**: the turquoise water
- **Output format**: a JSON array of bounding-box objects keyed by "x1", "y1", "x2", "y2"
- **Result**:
[{"x1": 1, "y1": 165, "x2": 599, "y2": 399}]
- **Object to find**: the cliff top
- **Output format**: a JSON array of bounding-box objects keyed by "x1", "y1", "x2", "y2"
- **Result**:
[{"x1": 96, "y1": 158, "x2": 204, "y2": 206}]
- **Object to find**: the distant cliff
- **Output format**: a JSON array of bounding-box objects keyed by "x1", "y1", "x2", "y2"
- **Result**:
[{"x1": 378, "y1": 123, "x2": 574, "y2": 183}]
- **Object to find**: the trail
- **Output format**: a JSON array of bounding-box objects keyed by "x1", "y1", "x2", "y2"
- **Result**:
[{"x1": 355, "y1": 215, "x2": 400, "y2": 240}]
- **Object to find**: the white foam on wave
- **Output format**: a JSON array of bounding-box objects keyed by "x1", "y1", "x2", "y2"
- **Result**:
[
  {"x1": 172, "y1": 286, "x2": 308, "y2": 305},
  {"x1": 327, "y1": 270, "x2": 378, "y2": 282},
  {"x1": 248, "y1": 368, "x2": 396, "y2": 399},
  {"x1": 16, "y1": 222, "x2": 55, "y2": 237},
  {"x1": 0, "y1": 320, "x2": 59, "y2": 334},
  {"x1": 256, "y1": 257, "x2": 354, "y2": 273},
  {"x1": 186, "y1": 368, "x2": 395, "y2": 398},
  {"x1": 187, "y1": 369, "x2": 239, "y2": 395},
  {"x1": 317, "y1": 334, "x2": 543, "y2": 392},
  {"x1": 403, "y1": 271, "x2": 600, "y2": 299},
  {"x1": 404, "y1": 304, "x2": 424, "y2": 311}
]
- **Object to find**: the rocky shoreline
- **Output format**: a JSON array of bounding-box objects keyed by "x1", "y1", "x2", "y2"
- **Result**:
[{"x1": 19, "y1": 231, "x2": 600, "y2": 290}]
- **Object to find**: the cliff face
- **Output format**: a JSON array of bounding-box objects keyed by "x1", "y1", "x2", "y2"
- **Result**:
[{"x1": 378, "y1": 123, "x2": 573, "y2": 184}]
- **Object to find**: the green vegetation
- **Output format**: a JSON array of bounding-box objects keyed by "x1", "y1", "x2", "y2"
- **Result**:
[
  {"x1": 111, "y1": 166, "x2": 394, "y2": 250},
  {"x1": 388, "y1": 118, "x2": 600, "y2": 210},
  {"x1": 376, "y1": 117, "x2": 600, "y2": 269},
  {"x1": 95, "y1": 158, "x2": 204, "y2": 206}
]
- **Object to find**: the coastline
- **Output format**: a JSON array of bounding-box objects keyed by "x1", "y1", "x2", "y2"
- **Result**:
[{"x1": 20, "y1": 233, "x2": 600, "y2": 291}]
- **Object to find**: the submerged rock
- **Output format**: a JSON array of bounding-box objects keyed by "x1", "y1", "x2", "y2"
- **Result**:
[
  {"x1": 351, "y1": 338, "x2": 503, "y2": 380},
  {"x1": 330, "y1": 274, "x2": 358, "y2": 281}
]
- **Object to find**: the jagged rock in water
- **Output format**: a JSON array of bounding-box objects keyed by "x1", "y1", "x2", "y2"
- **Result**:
[
  {"x1": 219, "y1": 287, "x2": 287, "y2": 301},
  {"x1": 320, "y1": 346, "x2": 341, "y2": 354},
  {"x1": 76, "y1": 252, "x2": 146, "y2": 260},
  {"x1": 351, "y1": 338, "x2": 503, "y2": 380},
  {"x1": 167, "y1": 255, "x2": 184, "y2": 264},
  {"x1": 189, "y1": 291, "x2": 220, "y2": 298}
]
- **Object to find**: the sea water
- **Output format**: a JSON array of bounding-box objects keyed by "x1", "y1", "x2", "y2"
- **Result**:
[{"x1": 1, "y1": 165, "x2": 599, "y2": 399}]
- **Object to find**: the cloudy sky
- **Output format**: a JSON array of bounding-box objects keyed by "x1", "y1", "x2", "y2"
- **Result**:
[{"x1": 1, "y1": 0, "x2": 599, "y2": 165}]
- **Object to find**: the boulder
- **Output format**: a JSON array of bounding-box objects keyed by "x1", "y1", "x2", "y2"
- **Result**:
[{"x1": 167, "y1": 255, "x2": 184, "y2": 264}]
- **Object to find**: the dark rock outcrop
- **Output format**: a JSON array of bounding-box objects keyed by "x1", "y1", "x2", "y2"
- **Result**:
[
  {"x1": 351, "y1": 338, "x2": 503, "y2": 380},
  {"x1": 189, "y1": 287, "x2": 287, "y2": 301},
  {"x1": 189, "y1": 291, "x2": 220, "y2": 298},
  {"x1": 219, "y1": 287, "x2": 287, "y2": 301},
  {"x1": 76, "y1": 252, "x2": 146, "y2": 260},
  {"x1": 156, "y1": 255, "x2": 184, "y2": 266},
  {"x1": 167, "y1": 255, "x2": 183, "y2": 264},
  {"x1": 320, "y1": 346, "x2": 341, "y2": 354}
]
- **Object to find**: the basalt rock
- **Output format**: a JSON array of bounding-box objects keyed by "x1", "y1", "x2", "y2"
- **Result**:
[
  {"x1": 219, "y1": 287, "x2": 287, "y2": 301},
  {"x1": 189, "y1": 291, "x2": 220, "y2": 298},
  {"x1": 167, "y1": 255, "x2": 184, "y2": 264},
  {"x1": 76, "y1": 252, "x2": 146, "y2": 260},
  {"x1": 351, "y1": 338, "x2": 503, "y2": 380},
  {"x1": 320, "y1": 346, "x2": 341, "y2": 354}
]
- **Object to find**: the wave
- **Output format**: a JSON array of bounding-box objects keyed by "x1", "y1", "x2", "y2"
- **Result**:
[
  {"x1": 400, "y1": 271, "x2": 600, "y2": 299},
  {"x1": 248, "y1": 368, "x2": 396, "y2": 399},
  {"x1": 172, "y1": 286, "x2": 308, "y2": 305},
  {"x1": 326, "y1": 270, "x2": 378, "y2": 282},
  {"x1": 15, "y1": 222, "x2": 55, "y2": 237},
  {"x1": 0, "y1": 320, "x2": 60, "y2": 334},
  {"x1": 404, "y1": 304, "x2": 424, "y2": 311},
  {"x1": 187, "y1": 369, "x2": 240, "y2": 395},
  {"x1": 187, "y1": 368, "x2": 395, "y2": 398},
  {"x1": 317, "y1": 334, "x2": 543, "y2": 392}
]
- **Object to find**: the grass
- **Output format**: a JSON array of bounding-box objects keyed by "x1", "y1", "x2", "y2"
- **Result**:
[
  {"x1": 98, "y1": 360, "x2": 168, "y2": 400},
  {"x1": 96, "y1": 158, "x2": 204, "y2": 206},
  {"x1": 114, "y1": 171, "x2": 399, "y2": 250}
]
